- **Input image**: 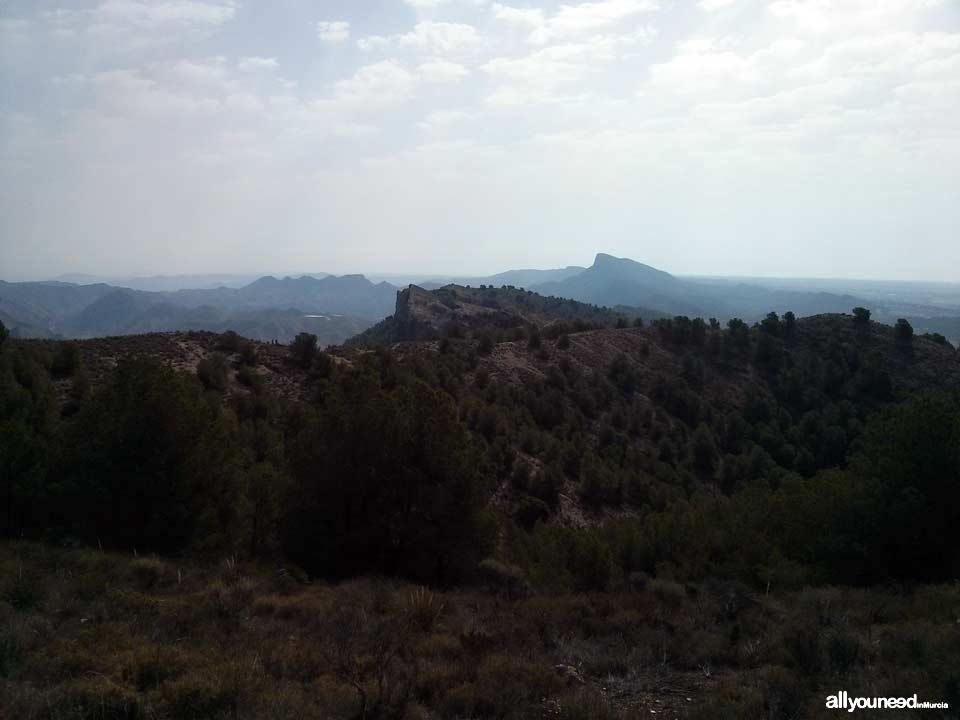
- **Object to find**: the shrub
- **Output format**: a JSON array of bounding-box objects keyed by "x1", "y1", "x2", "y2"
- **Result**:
[
  {"x1": 162, "y1": 674, "x2": 240, "y2": 719},
  {"x1": 239, "y1": 341, "x2": 259, "y2": 366},
  {"x1": 0, "y1": 628, "x2": 22, "y2": 678},
  {"x1": 528, "y1": 326, "x2": 542, "y2": 350},
  {"x1": 405, "y1": 587, "x2": 445, "y2": 633},
  {"x1": 218, "y1": 331, "x2": 243, "y2": 352},
  {"x1": 289, "y1": 332, "x2": 318, "y2": 369},
  {"x1": 852, "y1": 307, "x2": 871, "y2": 326},
  {"x1": 196, "y1": 352, "x2": 229, "y2": 392},
  {"x1": 55, "y1": 357, "x2": 244, "y2": 554},
  {"x1": 478, "y1": 332, "x2": 494, "y2": 355},
  {"x1": 51, "y1": 342, "x2": 82, "y2": 378},
  {"x1": 478, "y1": 558, "x2": 527, "y2": 598},
  {"x1": 895, "y1": 318, "x2": 914, "y2": 344},
  {"x1": 54, "y1": 678, "x2": 143, "y2": 720},
  {"x1": 130, "y1": 557, "x2": 173, "y2": 591},
  {"x1": 2, "y1": 570, "x2": 44, "y2": 612},
  {"x1": 515, "y1": 495, "x2": 551, "y2": 529}
]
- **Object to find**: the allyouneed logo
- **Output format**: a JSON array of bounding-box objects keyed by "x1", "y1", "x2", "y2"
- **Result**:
[{"x1": 826, "y1": 691, "x2": 949, "y2": 713}]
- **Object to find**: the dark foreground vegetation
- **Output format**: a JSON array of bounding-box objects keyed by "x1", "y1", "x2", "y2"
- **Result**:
[
  {"x1": 2, "y1": 542, "x2": 958, "y2": 720},
  {"x1": 1, "y1": 298, "x2": 959, "y2": 718}
]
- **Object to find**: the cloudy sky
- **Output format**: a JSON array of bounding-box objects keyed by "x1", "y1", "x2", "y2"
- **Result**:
[{"x1": 1, "y1": 0, "x2": 958, "y2": 281}]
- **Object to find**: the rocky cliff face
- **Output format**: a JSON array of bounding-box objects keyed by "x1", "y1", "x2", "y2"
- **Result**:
[{"x1": 349, "y1": 284, "x2": 626, "y2": 347}]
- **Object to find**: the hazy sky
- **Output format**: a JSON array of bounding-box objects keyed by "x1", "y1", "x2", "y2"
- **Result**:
[{"x1": 1, "y1": 0, "x2": 959, "y2": 281}]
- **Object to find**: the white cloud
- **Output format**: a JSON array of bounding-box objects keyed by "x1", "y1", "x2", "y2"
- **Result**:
[
  {"x1": 90, "y1": 69, "x2": 221, "y2": 117},
  {"x1": 420, "y1": 109, "x2": 472, "y2": 128},
  {"x1": 317, "y1": 20, "x2": 350, "y2": 42},
  {"x1": 328, "y1": 60, "x2": 418, "y2": 111},
  {"x1": 483, "y1": 29, "x2": 656, "y2": 104},
  {"x1": 38, "y1": 0, "x2": 237, "y2": 51},
  {"x1": 359, "y1": 22, "x2": 483, "y2": 55},
  {"x1": 170, "y1": 57, "x2": 228, "y2": 85},
  {"x1": 699, "y1": 0, "x2": 736, "y2": 10},
  {"x1": 492, "y1": 3, "x2": 545, "y2": 26},
  {"x1": 405, "y1": 0, "x2": 488, "y2": 8},
  {"x1": 419, "y1": 58, "x2": 471, "y2": 81},
  {"x1": 238, "y1": 56, "x2": 279, "y2": 72},
  {"x1": 493, "y1": 0, "x2": 659, "y2": 45},
  {"x1": 88, "y1": 0, "x2": 237, "y2": 29}
]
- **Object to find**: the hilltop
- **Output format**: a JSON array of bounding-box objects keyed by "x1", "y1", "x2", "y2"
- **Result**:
[{"x1": 349, "y1": 284, "x2": 637, "y2": 346}]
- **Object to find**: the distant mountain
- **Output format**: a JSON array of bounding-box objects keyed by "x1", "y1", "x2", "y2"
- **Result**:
[
  {"x1": 54, "y1": 273, "x2": 278, "y2": 292},
  {"x1": 0, "y1": 274, "x2": 398, "y2": 344},
  {"x1": 165, "y1": 274, "x2": 397, "y2": 318},
  {"x1": 533, "y1": 253, "x2": 866, "y2": 322},
  {"x1": 61, "y1": 289, "x2": 157, "y2": 337},
  {"x1": 535, "y1": 254, "x2": 707, "y2": 315}
]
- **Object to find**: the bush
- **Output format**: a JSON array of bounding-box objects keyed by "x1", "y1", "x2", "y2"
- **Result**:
[
  {"x1": 53, "y1": 678, "x2": 143, "y2": 720},
  {"x1": 2, "y1": 570, "x2": 44, "y2": 612},
  {"x1": 477, "y1": 332, "x2": 494, "y2": 355},
  {"x1": 55, "y1": 357, "x2": 244, "y2": 553},
  {"x1": 239, "y1": 341, "x2": 259, "y2": 366},
  {"x1": 0, "y1": 628, "x2": 22, "y2": 678},
  {"x1": 289, "y1": 332, "x2": 318, "y2": 369},
  {"x1": 478, "y1": 558, "x2": 527, "y2": 598},
  {"x1": 196, "y1": 352, "x2": 229, "y2": 392},
  {"x1": 895, "y1": 318, "x2": 914, "y2": 344},
  {"x1": 515, "y1": 495, "x2": 550, "y2": 529},
  {"x1": 217, "y1": 331, "x2": 243, "y2": 352},
  {"x1": 283, "y1": 373, "x2": 493, "y2": 583},
  {"x1": 51, "y1": 342, "x2": 82, "y2": 379}
]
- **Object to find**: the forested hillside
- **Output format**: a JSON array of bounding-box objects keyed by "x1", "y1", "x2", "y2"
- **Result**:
[{"x1": 1, "y1": 287, "x2": 959, "y2": 717}]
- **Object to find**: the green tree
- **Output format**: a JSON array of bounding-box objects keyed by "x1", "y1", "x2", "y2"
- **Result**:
[
  {"x1": 290, "y1": 332, "x2": 318, "y2": 369},
  {"x1": 51, "y1": 342, "x2": 82, "y2": 379},
  {"x1": 477, "y1": 332, "x2": 494, "y2": 355},
  {"x1": 284, "y1": 369, "x2": 493, "y2": 582},
  {"x1": 56, "y1": 358, "x2": 244, "y2": 553},
  {"x1": 782, "y1": 311, "x2": 796, "y2": 338},
  {"x1": 760, "y1": 312, "x2": 782, "y2": 336},
  {"x1": 196, "y1": 352, "x2": 229, "y2": 391},
  {"x1": 851, "y1": 397, "x2": 960, "y2": 582},
  {"x1": 852, "y1": 307, "x2": 871, "y2": 326},
  {"x1": 691, "y1": 424, "x2": 719, "y2": 475},
  {"x1": 895, "y1": 319, "x2": 914, "y2": 345},
  {"x1": 527, "y1": 325, "x2": 542, "y2": 350}
]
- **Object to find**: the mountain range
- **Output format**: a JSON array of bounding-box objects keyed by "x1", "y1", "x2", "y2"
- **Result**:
[
  {"x1": 3, "y1": 253, "x2": 959, "y2": 344},
  {"x1": 0, "y1": 274, "x2": 397, "y2": 344}
]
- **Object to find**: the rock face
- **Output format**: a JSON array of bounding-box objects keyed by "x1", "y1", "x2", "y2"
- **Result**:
[
  {"x1": 349, "y1": 284, "x2": 629, "y2": 347},
  {"x1": 392, "y1": 285, "x2": 448, "y2": 341}
]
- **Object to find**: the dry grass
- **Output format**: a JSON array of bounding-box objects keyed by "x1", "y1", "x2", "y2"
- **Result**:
[{"x1": 1, "y1": 541, "x2": 958, "y2": 719}]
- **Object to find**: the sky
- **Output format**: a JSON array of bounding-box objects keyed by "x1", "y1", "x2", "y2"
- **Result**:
[{"x1": 1, "y1": 0, "x2": 959, "y2": 282}]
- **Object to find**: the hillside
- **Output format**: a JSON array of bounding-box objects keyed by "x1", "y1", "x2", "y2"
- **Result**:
[
  {"x1": 348, "y1": 283, "x2": 634, "y2": 346},
  {"x1": 4, "y1": 287, "x2": 960, "y2": 719}
]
